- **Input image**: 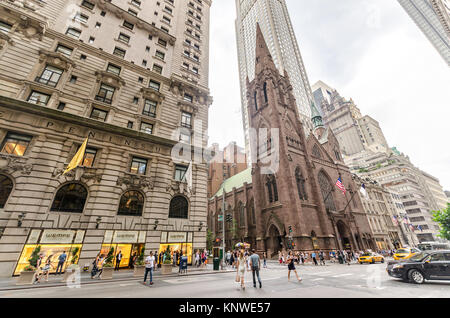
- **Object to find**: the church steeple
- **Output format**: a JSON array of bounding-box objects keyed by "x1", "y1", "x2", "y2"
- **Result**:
[
  {"x1": 255, "y1": 23, "x2": 276, "y2": 76},
  {"x1": 311, "y1": 101, "x2": 326, "y2": 140}
]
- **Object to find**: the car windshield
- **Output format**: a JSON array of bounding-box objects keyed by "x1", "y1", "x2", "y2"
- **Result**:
[
  {"x1": 362, "y1": 253, "x2": 372, "y2": 256},
  {"x1": 396, "y1": 249, "x2": 409, "y2": 254},
  {"x1": 408, "y1": 252, "x2": 430, "y2": 262}
]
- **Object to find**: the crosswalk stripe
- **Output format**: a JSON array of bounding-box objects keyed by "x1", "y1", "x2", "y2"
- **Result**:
[{"x1": 332, "y1": 273, "x2": 353, "y2": 278}]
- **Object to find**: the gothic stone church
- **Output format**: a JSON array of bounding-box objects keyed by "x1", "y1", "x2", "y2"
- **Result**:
[{"x1": 208, "y1": 25, "x2": 375, "y2": 257}]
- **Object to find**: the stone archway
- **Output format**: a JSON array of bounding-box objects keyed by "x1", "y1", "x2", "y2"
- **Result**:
[
  {"x1": 336, "y1": 221, "x2": 353, "y2": 250},
  {"x1": 265, "y1": 224, "x2": 283, "y2": 258}
]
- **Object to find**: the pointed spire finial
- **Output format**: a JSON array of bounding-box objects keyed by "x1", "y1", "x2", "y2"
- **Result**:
[{"x1": 254, "y1": 23, "x2": 276, "y2": 76}]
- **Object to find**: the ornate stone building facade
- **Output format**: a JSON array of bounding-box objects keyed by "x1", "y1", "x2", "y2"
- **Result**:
[
  {"x1": 0, "y1": 0, "x2": 212, "y2": 276},
  {"x1": 208, "y1": 26, "x2": 375, "y2": 257}
]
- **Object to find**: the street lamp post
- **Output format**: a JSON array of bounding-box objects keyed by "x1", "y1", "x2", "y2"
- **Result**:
[{"x1": 222, "y1": 189, "x2": 226, "y2": 270}]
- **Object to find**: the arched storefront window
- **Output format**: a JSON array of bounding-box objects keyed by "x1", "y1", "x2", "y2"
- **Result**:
[
  {"x1": 118, "y1": 191, "x2": 144, "y2": 216},
  {"x1": 169, "y1": 195, "x2": 189, "y2": 219},
  {"x1": 295, "y1": 167, "x2": 308, "y2": 201},
  {"x1": 318, "y1": 171, "x2": 336, "y2": 211},
  {"x1": 51, "y1": 183, "x2": 87, "y2": 213},
  {"x1": 0, "y1": 175, "x2": 13, "y2": 209}
]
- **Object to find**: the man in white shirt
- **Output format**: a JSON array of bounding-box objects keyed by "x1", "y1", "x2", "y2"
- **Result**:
[{"x1": 144, "y1": 251, "x2": 155, "y2": 285}]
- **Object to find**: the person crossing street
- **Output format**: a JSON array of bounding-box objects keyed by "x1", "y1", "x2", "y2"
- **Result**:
[{"x1": 249, "y1": 250, "x2": 262, "y2": 289}]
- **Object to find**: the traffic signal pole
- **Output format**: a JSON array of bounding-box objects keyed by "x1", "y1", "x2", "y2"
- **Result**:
[{"x1": 221, "y1": 189, "x2": 226, "y2": 270}]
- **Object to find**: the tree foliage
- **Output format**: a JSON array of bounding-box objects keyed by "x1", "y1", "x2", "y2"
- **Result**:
[{"x1": 432, "y1": 203, "x2": 450, "y2": 241}]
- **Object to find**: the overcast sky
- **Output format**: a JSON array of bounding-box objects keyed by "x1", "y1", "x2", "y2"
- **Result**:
[{"x1": 208, "y1": 0, "x2": 450, "y2": 191}]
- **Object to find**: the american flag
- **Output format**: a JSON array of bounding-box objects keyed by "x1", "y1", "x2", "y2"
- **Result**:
[
  {"x1": 335, "y1": 177, "x2": 346, "y2": 194},
  {"x1": 392, "y1": 216, "x2": 399, "y2": 226}
]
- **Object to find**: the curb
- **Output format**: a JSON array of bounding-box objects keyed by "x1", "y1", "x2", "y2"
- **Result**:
[{"x1": 0, "y1": 270, "x2": 235, "y2": 292}]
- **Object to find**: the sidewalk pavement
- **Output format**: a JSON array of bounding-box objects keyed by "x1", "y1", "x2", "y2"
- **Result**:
[{"x1": 0, "y1": 264, "x2": 235, "y2": 292}]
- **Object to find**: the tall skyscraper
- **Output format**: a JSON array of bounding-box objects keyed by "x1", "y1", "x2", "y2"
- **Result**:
[
  {"x1": 0, "y1": 0, "x2": 212, "y2": 277},
  {"x1": 397, "y1": 0, "x2": 450, "y2": 65},
  {"x1": 235, "y1": 0, "x2": 314, "y2": 159}
]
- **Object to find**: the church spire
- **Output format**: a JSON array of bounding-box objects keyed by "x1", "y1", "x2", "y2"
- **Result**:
[
  {"x1": 255, "y1": 23, "x2": 276, "y2": 76},
  {"x1": 310, "y1": 101, "x2": 324, "y2": 129}
]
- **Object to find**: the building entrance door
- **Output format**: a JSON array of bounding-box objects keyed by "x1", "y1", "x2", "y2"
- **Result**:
[
  {"x1": 337, "y1": 221, "x2": 353, "y2": 250},
  {"x1": 266, "y1": 225, "x2": 283, "y2": 258}
]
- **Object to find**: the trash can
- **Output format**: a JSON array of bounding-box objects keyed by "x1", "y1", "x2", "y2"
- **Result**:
[{"x1": 213, "y1": 257, "x2": 220, "y2": 271}]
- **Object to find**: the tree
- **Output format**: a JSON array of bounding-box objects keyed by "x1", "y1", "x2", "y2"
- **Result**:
[
  {"x1": 27, "y1": 246, "x2": 41, "y2": 269},
  {"x1": 432, "y1": 203, "x2": 450, "y2": 241}
]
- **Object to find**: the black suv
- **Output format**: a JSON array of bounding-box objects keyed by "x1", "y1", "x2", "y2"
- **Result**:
[{"x1": 387, "y1": 250, "x2": 450, "y2": 284}]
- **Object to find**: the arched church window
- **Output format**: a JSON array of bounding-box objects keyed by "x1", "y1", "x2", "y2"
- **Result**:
[
  {"x1": 263, "y1": 82, "x2": 268, "y2": 103},
  {"x1": 318, "y1": 171, "x2": 336, "y2": 211},
  {"x1": 239, "y1": 204, "x2": 245, "y2": 227},
  {"x1": 254, "y1": 91, "x2": 258, "y2": 111},
  {"x1": 0, "y1": 175, "x2": 13, "y2": 209},
  {"x1": 266, "y1": 175, "x2": 279, "y2": 203},
  {"x1": 334, "y1": 149, "x2": 341, "y2": 161},
  {"x1": 118, "y1": 190, "x2": 144, "y2": 216},
  {"x1": 51, "y1": 183, "x2": 87, "y2": 213},
  {"x1": 295, "y1": 168, "x2": 308, "y2": 201},
  {"x1": 169, "y1": 195, "x2": 189, "y2": 219}
]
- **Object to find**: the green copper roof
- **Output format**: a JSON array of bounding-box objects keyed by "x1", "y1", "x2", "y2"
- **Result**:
[
  {"x1": 211, "y1": 168, "x2": 252, "y2": 199},
  {"x1": 391, "y1": 147, "x2": 401, "y2": 155},
  {"x1": 310, "y1": 101, "x2": 324, "y2": 129}
]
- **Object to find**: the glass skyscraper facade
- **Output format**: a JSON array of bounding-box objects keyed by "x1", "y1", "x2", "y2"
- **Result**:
[
  {"x1": 398, "y1": 0, "x2": 450, "y2": 65},
  {"x1": 235, "y1": 0, "x2": 314, "y2": 159}
]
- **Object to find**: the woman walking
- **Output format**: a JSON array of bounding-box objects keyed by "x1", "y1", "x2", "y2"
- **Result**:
[
  {"x1": 287, "y1": 251, "x2": 302, "y2": 282},
  {"x1": 263, "y1": 252, "x2": 267, "y2": 268},
  {"x1": 236, "y1": 250, "x2": 247, "y2": 290}
]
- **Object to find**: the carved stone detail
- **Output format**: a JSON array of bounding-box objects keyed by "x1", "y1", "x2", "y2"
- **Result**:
[
  {"x1": 0, "y1": 154, "x2": 32, "y2": 175},
  {"x1": 117, "y1": 173, "x2": 154, "y2": 190},
  {"x1": 166, "y1": 180, "x2": 195, "y2": 196}
]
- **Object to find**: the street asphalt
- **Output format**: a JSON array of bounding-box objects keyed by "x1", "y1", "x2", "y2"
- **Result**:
[{"x1": 0, "y1": 261, "x2": 449, "y2": 298}]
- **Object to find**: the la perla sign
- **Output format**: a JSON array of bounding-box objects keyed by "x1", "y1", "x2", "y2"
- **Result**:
[{"x1": 40, "y1": 230, "x2": 76, "y2": 244}]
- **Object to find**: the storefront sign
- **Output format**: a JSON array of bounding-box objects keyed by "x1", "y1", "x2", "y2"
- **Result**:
[
  {"x1": 40, "y1": 230, "x2": 75, "y2": 244},
  {"x1": 167, "y1": 232, "x2": 187, "y2": 243},
  {"x1": 27, "y1": 230, "x2": 41, "y2": 244},
  {"x1": 113, "y1": 231, "x2": 139, "y2": 244}
]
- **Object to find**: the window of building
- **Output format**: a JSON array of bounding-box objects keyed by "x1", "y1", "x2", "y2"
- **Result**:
[
  {"x1": 152, "y1": 64, "x2": 162, "y2": 74},
  {"x1": 95, "y1": 83, "x2": 115, "y2": 104},
  {"x1": 155, "y1": 50, "x2": 165, "y2": 60},
  {"x1": 130, "y1": 157, "x2": 147, "y2": 175},
  {"x1": 113, "y1": 47, "x2": 126, "y2": 58},
  {"x1": 74, "y1": 12, "x2": 89, "y2": 24},
  {"x1": 179, "y1": 130, "x2": 191, "y2": 144},
  {"x1": 140, "y1": 122, "x2": 153, "y2": 135},
  {"x1": 0, "y1": 21, "x2": 12, "y2": 34},
  {"x1": 1, "y1": 132, "x2": 32, "y2": 157},
  {"x1": 118, "y1": 191, "x2": 144, "y2": 216},
  {"x1": 123, "y1": 21, "x2": 134, "y2": 30},
  {"x1": 174, "y1": 165, "x2": 188, "y2": 182},
  {"x1": 55, "y1": 44, "x2": 73, "y2": 57},
  {"x1": 81, "y1": 0, "x2": 95, "y2": 10},
  {"x1": 149, "y1": 80, "x2": 160, "y2": 91},
  {"x1": 27, "y1": 91, "x2": 51, "y2": 106},
  {"x1": 266, "y1": 175, "x2": 278, "y2": 203},
  {"x1": 36, "y1": 65, "x2": 63, "y2": 87},
  {"x1": 90, "y1": 108, "x2": 108, "y2": 121},
  {"x1": 82, "y1": 147, "x2": 97, "y2": 167},
  {"x1": 168, "y1": 196, "x2": 188, "y2": 219},
  {"x1": 181, "y1": 112, "x2": 192, "y2": 129},
  {"x1": 0, "y1": 175, "x2": 13, "y2": 209},
  {"x1": 143, "y1": 99, "x2": 157, "y2": 117},
  {"x1": 106, "y1": 63, "x2": 121, "y2": 75},
  {"x1": 65, "y1": 27, "x2": 81, "y2": 39},
  {"x1": 183, "y1": 93, "x2": 193, "y2": 103},
  {"x1": 51, "y1": 183, "x2": 87, "y2": 213},
  {"x1": 295, "y1": 167, "x2": 308, "y2": 201},
  {"x1": 118, "y1": 32, "x2": 130, "y2": 44},
  {"x1": 318, "y1": 171, "x2": 336, "y2": 211}
]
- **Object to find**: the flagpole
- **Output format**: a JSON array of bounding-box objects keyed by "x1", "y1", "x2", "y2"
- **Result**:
[{"x1": 341, "y1": 190, "x2": 358, "y2": 214}]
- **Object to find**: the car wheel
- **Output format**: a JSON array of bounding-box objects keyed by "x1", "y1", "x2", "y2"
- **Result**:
[
  {"x1": 408, "y1": 269, "x2": 425, "y2": 284},
  {"x1": 359, "y1": 262, "x2": 363, "y2": 264},
  {"x1": 381, "y1": 259, "x2": 385, "y2": 264}
]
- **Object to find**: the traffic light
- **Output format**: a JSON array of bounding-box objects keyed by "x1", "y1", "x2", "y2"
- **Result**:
[
  {"x1": 215, "y1": 238, "x2": 221, "y2": 243},
  {"x1": 289, "y1": 226, "x2": 293, "y2": 233},
  {"x1": 226, "y1": 214, "x2": 233, "y2": 222}
]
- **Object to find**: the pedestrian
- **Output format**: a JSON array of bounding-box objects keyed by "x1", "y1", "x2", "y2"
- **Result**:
[
  {"x1": 56, "y1": 251, "x2": 67, "y2": 275},
  {"x1": 143, "y1": 251, "x2": 155, "y2": 286},
  {"x1": 279, "y1": 251, "x2": 282, "y2": 265},
  {"x1": 236, "y1": 250, "x2": 247, "y2": 290},
  {"x1": 130, "y1": 252, "x2": 137, "y2": 269},
  {"x1": 305, "y1": 252, "x2": 309, "y2": 264},
  {"x1": 312, "y1": 251, "x2": 318, "y2": 266},
  {"x1": 95, "y1": 254, "x2": 105, "y2": 279},
  {"x1": 115, "y1": 251, "x2": 122, "y2": 271},
  {"x1": 263, "y1": 252, "x2": 267, "y2": 268},
  {"x1": 230, "y1": 251, "x2": 235, "y2": 268},
  {"x1": 154, "y1": 251, "x2": 158, "y2": 271},
  {"x1": 319, "y1": 250, "x2": 325, "y2": 266},
  {"x1": 158, "y1": 251, "x2": 163, "y2": 268},
  {"x1": 287, "y1": 251, "x2": 302, "y2": 282},
  {"x1": 249, "y1": 250, "x2": 262, "y2": 289},
  {"x1": 34, "y1": 254, "x2": 45, "y2": 284},
  {"x1": 41, "y1": 256, "x2": 53, "y2": 282},
  {"x1": 195, "y1": 250, "x2": 200, "y2": 267}
]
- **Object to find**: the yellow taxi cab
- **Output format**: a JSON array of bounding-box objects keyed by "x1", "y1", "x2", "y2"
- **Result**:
[
  {"x1": 393, "y1": 247, "x2": 421, "y2": 261},
  {"x1": 358, "y1": 252, "x2": 385, "y2": 264}
]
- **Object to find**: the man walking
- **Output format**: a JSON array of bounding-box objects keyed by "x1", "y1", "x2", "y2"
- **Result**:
[
  {"x1": 249, "y1": 250, "x2": 262, "y2": 289},
  {"x1": 319, "y1": 250, "x2": 326, "y2": 266},
  {"x1": 144, "y1": 251, "x2": 155, "y2": 286},
  {"x1": 56, "y1": 251, "x2": 67, "y2": 275},
  {"x1": 312, "y1": 251, "x2": 318, "y2": 266},
  {"x1": 115, "y1": 251, "x2": 122, "y2": 271}
]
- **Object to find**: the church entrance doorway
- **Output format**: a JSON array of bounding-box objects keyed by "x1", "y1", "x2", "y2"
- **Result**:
[
  {"x1": 337, "y1": 221, "x2": 353, "y2": 250},
  {"x1": 266, "y1": 225, "x2": 283, "y2": 259}
]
